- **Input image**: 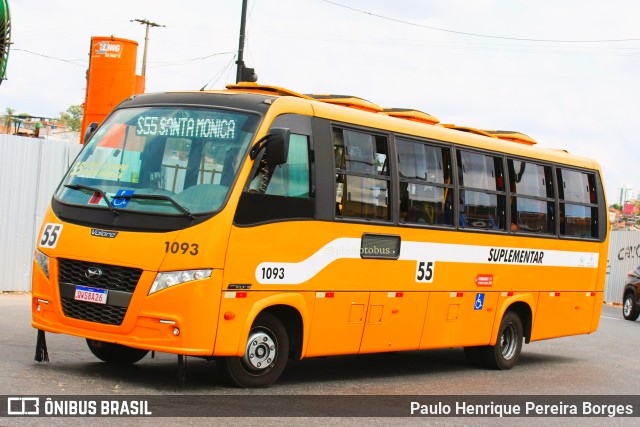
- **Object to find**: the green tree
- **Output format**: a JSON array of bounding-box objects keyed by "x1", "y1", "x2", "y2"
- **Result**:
[
  {"x1": 2, "y1": 106, "x2": 14, "y2": 133},
  {"x1": 59, "y1": 104, "x2": 83, "y2": 131}
]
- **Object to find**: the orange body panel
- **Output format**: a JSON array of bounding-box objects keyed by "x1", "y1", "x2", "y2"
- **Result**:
[
  {"x1": 305, "y1": 291, "x2": 369, "y2": 357},
  {"x1": 360, "y1": 291, "x2": 429, "y2": 353},
  {"x1": 531, "y1": 291, "x2": 599, "y2": 341},
  {"x1": 420, "y1": 291, "x2": 499, "y2": 349}
]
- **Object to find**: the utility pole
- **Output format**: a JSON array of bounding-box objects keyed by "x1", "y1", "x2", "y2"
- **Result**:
[
  {"x1": 236, "y1": 0, "x2": 257, "y2": 83},
  {"x1": 131, "y1": 18, "x2": 164, "y2": 77}
]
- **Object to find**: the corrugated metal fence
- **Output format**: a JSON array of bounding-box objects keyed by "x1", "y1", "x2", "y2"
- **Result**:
[
  {"x1": 0, "y1": 135, "x2": 82, "y2": 291},
  {"x1": 604, "y1": 231, "x2": 640, "y2": 304},
  {"x1": 0, "y1": 134, "x2": 638, "y2": 301}
]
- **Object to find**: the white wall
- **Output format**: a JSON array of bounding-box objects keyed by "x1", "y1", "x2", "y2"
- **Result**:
[
  {"x1": 0, "y1": 135, "x2": 82, "y2": 291},
  {"x1": 604, "y1": 230, "x2": 640, "y2": 304}
]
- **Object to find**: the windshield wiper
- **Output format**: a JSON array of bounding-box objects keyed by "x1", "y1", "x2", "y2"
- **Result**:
[
  {"x1": 63, "y1": 185, "x2": 194, "y2": 219},
  {"x1": 64, "y1": 184, "x2": 119, "y2": 215},
  {"x1": 116, "y1": 193, "x2": 195, "y2": 219}
]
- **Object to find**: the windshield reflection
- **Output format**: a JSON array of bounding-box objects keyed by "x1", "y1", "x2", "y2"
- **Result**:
[{"x1": 57, "y1": 107, "x2": 260, "y2": 215}]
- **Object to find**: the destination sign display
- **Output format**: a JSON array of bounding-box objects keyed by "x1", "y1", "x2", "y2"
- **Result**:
[{"x1": 136, "y1": 115, "x2": 237, "y2": 139}]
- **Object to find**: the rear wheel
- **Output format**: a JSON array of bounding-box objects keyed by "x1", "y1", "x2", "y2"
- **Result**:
[
  {"x1": 86, "y1": 339, "x2": 149, "y2": 365},
  {"x1": 217, "y1": 313, "x2": 289, "y2": 388},
  {"x1": 481, "y1": 311, "x2": 523, "y2": 370},
  {"x1": 623, "y1": 293, "x2": 640, "y2": 321}
]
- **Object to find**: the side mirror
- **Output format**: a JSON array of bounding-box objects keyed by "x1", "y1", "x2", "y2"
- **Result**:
[
  {"x1": 250, "y1": 128, "x2": 290, "y2": 166},
  {"x1": 264, "y1": 128, "x2": 290, "y2": 167},
  {"x1": 83, "y1": 122, "x2": 99, "y2": 144}
]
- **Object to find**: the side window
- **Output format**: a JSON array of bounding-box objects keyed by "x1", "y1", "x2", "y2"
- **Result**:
[
  {"x1": 557, "y1": 168, "x2": 598, "y2": 238},
  {"x1": 234, "y1": 132, "x2": 314, "y2": 225},
  {"x1": 258, "y1": 134, "x2": 310, "y2": 197},
  {"x1": 334, "y1": 128, "x2": 390, "y2": 220},
  {"x1": 508, "y1": 159, "x2": 554, "y2": 234},
  {"x1": 457, "y1": 150, "x2": 506, "y2": 230},
  {"x1": 397, "y1": 139, "x2": 453, "y2": 226}
]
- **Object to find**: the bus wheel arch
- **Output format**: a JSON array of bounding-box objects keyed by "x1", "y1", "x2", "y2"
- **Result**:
[
  {"x1": 471, "y1": 302, "x2": 531, "y2": 371},
  {"x1": 481, "y1": 310, "x2": 524, "y2": 370},
  {"x1": 218, "y1": 305, "x2": 303, "y2": 388},
  {"x1": 217, "y1": 311, "x2": 289, "y2": 388},
  {"x1": 260, "y1": 305, "x2": 303, "y2": 360},
  {"x1": 503, "y1": 301, "x2": 532, "y2": 344}
]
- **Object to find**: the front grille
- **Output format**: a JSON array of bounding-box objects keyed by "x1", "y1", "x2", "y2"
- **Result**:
[
  {"x1": 61, "y1": 298, "x2": 127, "y2": 325},
  {"x1": 58, "y1": 258, "x2": 143, "y2": 292},
  {"x1": 58, "y1": 258, "x2": 143, "y2": 325}
]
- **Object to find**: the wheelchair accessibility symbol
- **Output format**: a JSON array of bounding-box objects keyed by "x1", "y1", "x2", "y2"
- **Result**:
[
  {"x1": 112, "y1": 189, "x2": 134, "y2": 208},
  {"x1": 474, "y1": 293, "x2": 485, "y2": 310}
]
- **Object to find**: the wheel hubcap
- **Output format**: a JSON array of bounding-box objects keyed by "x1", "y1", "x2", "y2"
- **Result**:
[
  {"x1": 242, "y1": 329, "x2": 276, "y2": 372},
  {"x1": 624, "y1": 298, "x2": 632, "y2": 316},
  {"x1": 500, "y1": 323, "x2": 518, "y2": 360}
]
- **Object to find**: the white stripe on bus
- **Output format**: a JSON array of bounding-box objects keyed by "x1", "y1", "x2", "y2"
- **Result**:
[{"x1": 255, "y1": 238, "x2": 599, "y2": 285}]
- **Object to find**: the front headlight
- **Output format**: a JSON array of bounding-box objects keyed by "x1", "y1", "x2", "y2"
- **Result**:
[
  {"x1": 149, "y1": 269, "x2": 212, "y2": 295},
  {"x1": 34, "y1": 250, "x2": 50, "y2": 278}
]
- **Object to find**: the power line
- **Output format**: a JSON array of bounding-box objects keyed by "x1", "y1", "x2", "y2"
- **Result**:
[
  {"x1": 259, "y1": 30, "x2": 640, "y2": 57},
  {"x1": 319, "y1": 0, "x2": 640, "y2": 43},
  {"x1": 149, "y1": 51, "x2": 234, "y2": 69},
  {"x1": 12, "y1": 48, "x2": 86, "y2": 67},
  {"x1": 199, "y1": 54, "x2": 237, "y2": 91}
]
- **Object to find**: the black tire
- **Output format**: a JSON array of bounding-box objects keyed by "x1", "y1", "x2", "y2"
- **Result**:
[
  {"x1": 623, "y1": 293, "x2": 640, "y2": 321},
  {"x1": 464, "y1": 346, "x2": 484, "y2": 367},
  {"x1": 86, "y1": 339, "x2": 149, "y2": 365},
  {"x1": 480, "y1": 311, "x2": 523, "y2": 370},
  {"x1": 217, "y1": 313, "x2": 289, "y2": 388}
]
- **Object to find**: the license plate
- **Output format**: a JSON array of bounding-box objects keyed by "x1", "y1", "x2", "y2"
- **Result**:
[{"x1": 74, "y1": 285, "x2": 108, "y2": 305}]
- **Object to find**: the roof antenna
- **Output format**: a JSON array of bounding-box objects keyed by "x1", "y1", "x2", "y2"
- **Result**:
[{"x1": 235, "y1": 0, "x2": 257, "y2": 83}]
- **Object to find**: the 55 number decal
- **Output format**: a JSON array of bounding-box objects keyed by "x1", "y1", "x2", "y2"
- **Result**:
[
  {"x1": 39, "y1": 223, "x2": 63, "y2": 249},
  {"x1": 416, "y1": 261, "x2": 435, "y2": 282}
]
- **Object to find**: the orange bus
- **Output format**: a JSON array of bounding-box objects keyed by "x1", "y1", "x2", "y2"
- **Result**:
[{"x1": 32, "y1": 83, "x2": 609, "y2": 387}]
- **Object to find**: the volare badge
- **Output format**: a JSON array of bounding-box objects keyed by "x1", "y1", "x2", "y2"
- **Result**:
[{"x1": 91, "y1": 229, "x2": 119, "y2": 238}]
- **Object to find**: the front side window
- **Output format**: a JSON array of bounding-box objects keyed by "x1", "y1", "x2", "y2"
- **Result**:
[
  {"x1": 254, "y1": 134, "x2": 310, "y2": 197},
  {"x1": 234, "y1": 131, "x2": 314, "y2": 225},
  {"x1": 57, "y1": 107, "x2": 259, "y2": 215},
  {"x1": 334, "y1": 128, "x2": 390, "y2": 220}
]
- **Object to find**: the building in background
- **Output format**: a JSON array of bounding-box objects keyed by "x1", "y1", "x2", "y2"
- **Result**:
[
  {"x1": 619, "y1": 185, "x2": 638, "y2": 206},
  {"x1": 0, "y1": 114, "x2": 79, "y2": 141}
]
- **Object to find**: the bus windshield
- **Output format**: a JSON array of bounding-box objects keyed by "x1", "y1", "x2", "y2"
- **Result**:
[{"x1": 56, "y1": 107, "x2": 260, "y2": 215}]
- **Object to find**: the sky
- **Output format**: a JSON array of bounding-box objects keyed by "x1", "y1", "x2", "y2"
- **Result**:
[{"x1": 2, "y1": 0, "x2": 639, "y2": 202}]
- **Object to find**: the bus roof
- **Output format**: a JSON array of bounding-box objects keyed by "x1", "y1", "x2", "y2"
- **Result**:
[{"x1": 120, "y1": 83, "x2": 599, "y2": 171}]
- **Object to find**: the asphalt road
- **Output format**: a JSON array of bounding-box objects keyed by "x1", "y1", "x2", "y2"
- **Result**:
[{"x1": 1, "y1": 293, "x2": 639, "y2": 426}]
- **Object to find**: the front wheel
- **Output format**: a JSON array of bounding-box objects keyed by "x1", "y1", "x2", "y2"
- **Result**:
[
  {"x1": 217, "y1": 313, "x2": 289, "y2": 388},
  {"x1": 86, "y1": 339, "x2": 149, "y2": 365},
  {"x1": 623, "y1": 293, "x2": 640, "y2": 321},
  {"x1": 481, "y1": 311, "x2": 523, "y2": 370}
]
